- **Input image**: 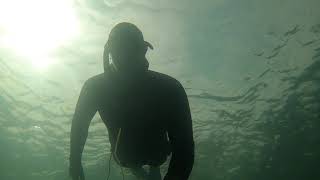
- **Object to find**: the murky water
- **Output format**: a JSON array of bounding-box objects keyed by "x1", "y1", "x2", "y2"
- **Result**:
[{"x1": 0, "y1": 0, "x2": 319, "y2": 179}]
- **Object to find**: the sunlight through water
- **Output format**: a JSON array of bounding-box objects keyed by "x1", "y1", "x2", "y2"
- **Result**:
[{"x1": 0, "y1": 0, "x2": 80, "y2": 70}]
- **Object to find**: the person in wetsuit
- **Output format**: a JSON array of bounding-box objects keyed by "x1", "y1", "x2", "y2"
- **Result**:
[{"x1": 69, "y1": 22, "x2": 194, "y2": 180}]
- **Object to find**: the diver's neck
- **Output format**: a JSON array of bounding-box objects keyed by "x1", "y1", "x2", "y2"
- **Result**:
[{"x1": 111, "y1": 69, "x2": 148, "y2": 82}]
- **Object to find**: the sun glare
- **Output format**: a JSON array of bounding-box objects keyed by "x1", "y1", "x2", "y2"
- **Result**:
[{"x1": 0, "y1": 0, "x2": 80, "y2": 70}]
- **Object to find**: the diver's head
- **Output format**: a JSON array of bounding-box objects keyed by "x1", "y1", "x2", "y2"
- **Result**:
[{"x1": 104, "y1": 22, "x2": 153, "y2": 75}]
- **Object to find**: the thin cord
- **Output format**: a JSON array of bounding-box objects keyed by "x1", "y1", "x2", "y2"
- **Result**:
[
  {"x1": 114, "y1": 128, "x2": 125, "y2": 180},
  {"x1": 106, "y1": 151, "x2": 112, "y2": 180},
  {"x1": 106, "y1": 128, "x2": 125, "y2": 180}
]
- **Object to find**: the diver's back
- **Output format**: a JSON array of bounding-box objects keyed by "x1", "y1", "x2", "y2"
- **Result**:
[{"x1": 89, "y1": 70, "x2": 180, "y2": 167}]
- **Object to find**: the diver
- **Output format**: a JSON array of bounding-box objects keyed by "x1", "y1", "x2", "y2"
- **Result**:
[{"x1": 69, "y1": 22, "x2": 194, "y2": 180}]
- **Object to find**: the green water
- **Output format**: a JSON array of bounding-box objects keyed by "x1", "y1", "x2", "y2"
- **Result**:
[{"x1": 0, "y1": 0, "x2": 320, "y2": 179}]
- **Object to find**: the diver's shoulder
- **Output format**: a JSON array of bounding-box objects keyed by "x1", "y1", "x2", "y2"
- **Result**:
[
  {"x1": 147, "y1": 70, "x2": 183, "y2": 88},
  {"x1": 84, "y1": 73, "x2": 105, "y2": 88},
  {"x1": 86, "y1": 73, "x2": 104, "y2": 83},
  {"x1": 88, "y1": 73, "x2": 105, "y2": 81},
  {"x1": 148, "y1": 70, "x2": 176, "y2": 81}
]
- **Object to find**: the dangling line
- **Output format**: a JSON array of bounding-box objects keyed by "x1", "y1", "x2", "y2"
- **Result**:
[{"x1": 106, "y1": 128, "x2": 125, "y2": 180}]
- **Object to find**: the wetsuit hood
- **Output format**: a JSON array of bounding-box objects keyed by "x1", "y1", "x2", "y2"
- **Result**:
[{"x1": 103, "y1": 22, "x2": 153, "y2": 78}]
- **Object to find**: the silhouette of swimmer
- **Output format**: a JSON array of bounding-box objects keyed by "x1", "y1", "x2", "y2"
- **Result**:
[{"x1": 69, "y1": 22, "x2": 194, "y2": 180}]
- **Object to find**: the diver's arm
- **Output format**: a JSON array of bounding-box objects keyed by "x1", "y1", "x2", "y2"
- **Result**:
[
  {"x1": 69, "y1": 80, "x2": 98, "y2": 179},
  {"x1": 164, "y1": 81, "x2": 195, "y2": 180}
]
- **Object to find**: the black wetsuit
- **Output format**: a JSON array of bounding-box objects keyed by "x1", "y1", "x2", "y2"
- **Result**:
[{"x1": 70, "y1": 70, "x2": 194, "y2": 180}]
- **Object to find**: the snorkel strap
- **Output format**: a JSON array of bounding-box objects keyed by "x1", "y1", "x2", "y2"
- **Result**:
[{"x1": 103, "y1": 41, "x2": 152, "y2": 75}]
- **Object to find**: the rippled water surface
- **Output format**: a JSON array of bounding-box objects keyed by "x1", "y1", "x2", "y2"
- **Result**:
[{"x1": 0, "y1": 0, "x2": 320, "y2": 179}]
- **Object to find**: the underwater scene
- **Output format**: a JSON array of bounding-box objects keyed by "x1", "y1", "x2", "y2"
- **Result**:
[{"x1": 0, "y1": 0, "x2": 319, "y2": 180}]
